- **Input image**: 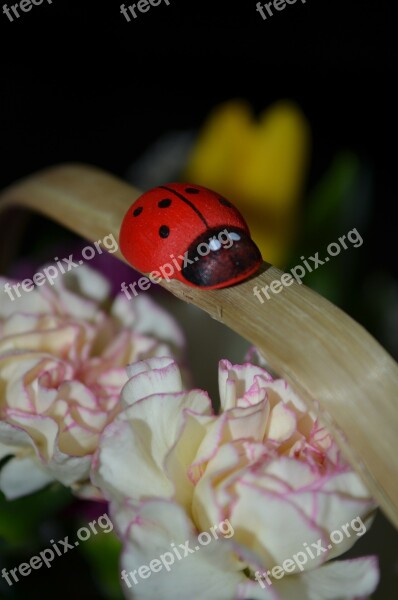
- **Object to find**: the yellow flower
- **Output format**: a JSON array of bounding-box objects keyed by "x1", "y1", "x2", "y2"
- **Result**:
[{"x1": 184, "y1": 100, "x2": 310, "y2": 267}]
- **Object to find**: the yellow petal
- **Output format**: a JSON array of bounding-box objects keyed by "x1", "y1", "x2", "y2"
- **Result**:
[
  {"x1": 185, "y1": 100, "x2": 253, "y2": 192},
  {"x1": 184, "y1": 100, "x2": 310, "y2": 268}
]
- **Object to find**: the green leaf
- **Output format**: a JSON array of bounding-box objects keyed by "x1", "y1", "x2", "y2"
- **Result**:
[{"x1": 305, "y1": 152, "x2": 361, "y2": 235}]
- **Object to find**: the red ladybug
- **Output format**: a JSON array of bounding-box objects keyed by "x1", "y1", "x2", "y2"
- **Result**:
[{"x1": 119, "y1": 183, "x2": 262, "y2": 290}]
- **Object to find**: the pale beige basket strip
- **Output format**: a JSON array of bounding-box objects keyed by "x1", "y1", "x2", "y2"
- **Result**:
[{"x1": 1, "y1": 164, "x2": 397, "y2": 529}]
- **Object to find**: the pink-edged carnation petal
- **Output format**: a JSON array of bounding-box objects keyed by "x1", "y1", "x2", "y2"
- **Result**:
[{"x1": 0, "y1": 266, "x2": 185, "y2": 498}]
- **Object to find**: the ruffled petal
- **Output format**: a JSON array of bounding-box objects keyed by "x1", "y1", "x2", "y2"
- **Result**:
[
  {"x1": 236, "y1": 556, "x2": 379, "y2": 599},
  {"x1": 93, "y1": 391, "x2": 212, "y2": 503},
  {"x1": 123, "y1": 358, "x2": 184, "y2": 406},
  {"x1": 218, "y1": 360, "x2": 273, "y2": 411},
  {"x1": 46, "y1": 444, "x2": 92, "y2": 485},
  {"x1": 119, "y1": 499, "x2": 244, "y2": 600},
  {"x1": 112, "y1": 294, "x2": 185, "y2": 349},
  {"x1": 0, "y1": 456, "x2": 54, "y2": 499},
  {"x1": 288, "y1": 556, "x2": 379, "y2": 599}
]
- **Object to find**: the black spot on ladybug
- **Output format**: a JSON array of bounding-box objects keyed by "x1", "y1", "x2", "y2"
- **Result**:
[
  {"x1": 133, "y1": 207, "x2": 143, "y2": 217},
  {"x1": 158, "y1": 199, "x2": 172, "y2": 208},
  {"x1": 185, "y1": 187, "x2": 200, "y2": 194},
  {"x1": 159, "y1": 225, "x2": 170, "y2": 238},
  {"x1": 218, "y1": 197, "x2": 233, "y2": 208}
]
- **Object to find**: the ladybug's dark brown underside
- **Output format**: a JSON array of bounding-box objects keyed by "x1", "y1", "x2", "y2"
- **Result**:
[{"x1": 182, "y1": 227, "x2": 262, "y2": 289}]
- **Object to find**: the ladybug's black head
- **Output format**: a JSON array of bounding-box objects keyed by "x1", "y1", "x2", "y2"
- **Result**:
[{"x1": 181, "y1": 227, "x2": 262, "y2": 290}]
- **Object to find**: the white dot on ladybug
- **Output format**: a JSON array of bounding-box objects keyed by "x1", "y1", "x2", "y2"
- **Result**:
[
  {"x1": 209, "y1": 239, "x2": 222, "y2": 251},
  {"x1": 228, "y1": 232, "x2": 241, "y2": 241}
]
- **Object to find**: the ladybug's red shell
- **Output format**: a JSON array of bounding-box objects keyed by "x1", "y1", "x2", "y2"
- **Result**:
[{"x1": 119, "y1": 183, "x2": 262, "y2": 289}]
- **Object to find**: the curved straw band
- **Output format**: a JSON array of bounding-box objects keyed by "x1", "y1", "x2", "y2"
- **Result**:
[{"x1": 1, "y1": 163, "x2": 398, "y2": 528}]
